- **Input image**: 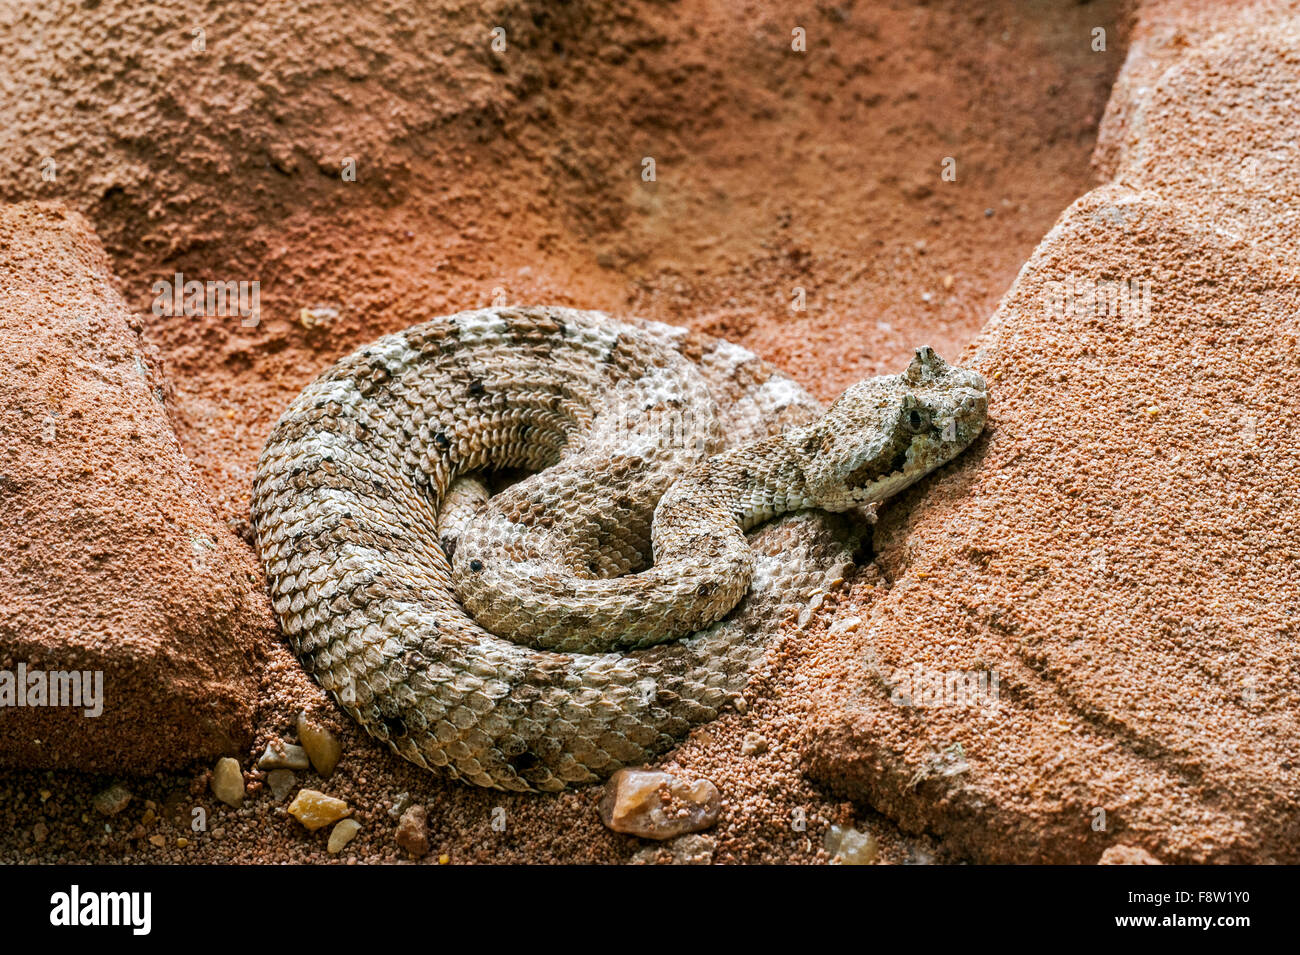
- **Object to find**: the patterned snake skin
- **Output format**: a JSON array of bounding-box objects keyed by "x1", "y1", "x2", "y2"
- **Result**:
[{"x1": 251, "y1": 307, "x2": 987, "y2": 792}]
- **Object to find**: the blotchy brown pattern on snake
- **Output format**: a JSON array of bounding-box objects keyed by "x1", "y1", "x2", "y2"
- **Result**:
[{"x1": 251, "y1": 307, "x2": 986, "y2": 791}]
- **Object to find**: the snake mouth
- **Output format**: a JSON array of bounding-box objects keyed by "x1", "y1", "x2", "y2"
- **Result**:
[{"x1": 846, "y1": 437, "x2": 914, "y2": 493}]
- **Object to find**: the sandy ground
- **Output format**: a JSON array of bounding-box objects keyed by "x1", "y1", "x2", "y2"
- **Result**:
[{"x1": 0, "y1": 0, "x2": 1133, "y2": 863}]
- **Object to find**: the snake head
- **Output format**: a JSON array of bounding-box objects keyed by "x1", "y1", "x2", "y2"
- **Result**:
[{"x1": 805, "y1": 346, "x2": 987, "y2": 510}]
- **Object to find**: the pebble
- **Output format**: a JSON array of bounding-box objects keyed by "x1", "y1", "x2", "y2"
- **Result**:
[
  {"x1": 258, "y1": 740, "x2": 311, "y2": 770},
  {"x1": 797, "y1": 592, "x2": 825, "y2": 628},
  {"x1": 1098, "y1": 845, "x2": 1162, "y2": 865},
  {"x1": 388, "y1": 791, "x2": 412, "y2": 818},
  {"x1": 92, "y1": 783, "x2": 132, "y2": 817},
  {"x1": 630, "y1": 833, "x2": 716, "y2": 865},
  {"x1": 824, "y1": 824, "x2": 878, "y2": 864},
  {"x1": 148, "y1": 834, "x2": 166, "y2": 848},
  {"x1": 287, "y1": 789, "x2": 351, "y2": 831},
  {"x1": 328, "y1": 818, "x2": 361, "y2": 854},
  {"x1": 211, "y1": 757, "x2": 245, "y2": 808},
  {"x1": 299, "y1": 305, "x2": 340, "y2": 329},
  {"x1": 597, "y1": 768, "x2": 721, "y2": 840},
  {"x1": 266, "y1": 769, "x2": 297, "y2": 802},
  {"x1": 741, "y1": 732, "x2": 769, "y2": 756},
  {"x1": 296, "y1": 713, "x2": 342, "y2": 778},
  {"x1": 33, "y1": 822, "x2": 48, "y2": 843},
  {"x1": 395, "y1": 805, "x2": 430, "y2": 858}
]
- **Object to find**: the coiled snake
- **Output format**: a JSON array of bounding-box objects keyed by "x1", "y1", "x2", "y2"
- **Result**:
[{"x1": 252, "y1": 307, "x2": 987, "y2": 791}]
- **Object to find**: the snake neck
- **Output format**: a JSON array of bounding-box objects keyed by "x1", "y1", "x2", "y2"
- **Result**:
[{"x1": 652, "y1": 432, "x2": 814, "y2": 543}]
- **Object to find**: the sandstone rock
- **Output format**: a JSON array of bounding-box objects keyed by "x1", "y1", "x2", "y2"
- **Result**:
[
  {"x1": 597, "y1": 768, "x2": 721, "y2": 840},
  {"x1": 296, "y1": 714, "x2": 342, "y2": 778},
  {"x1": 210, "y1": 757, "x2": 245, "y2": 808},
  {"x1": 395, "y1": 805, "x2": 430, "y2": 859},
  {"x1": 328, "y1": 818, "x2": 361, "y2": 854},
  {"x1": 806, "y1": 188, "x2": 1300, "y2": 862},
  {"x1": 0, "y1": 202, "x2": 267, "y2": 773},
  {"x1": 287, "y1": 789, "x2": 350, "y2": 831}
]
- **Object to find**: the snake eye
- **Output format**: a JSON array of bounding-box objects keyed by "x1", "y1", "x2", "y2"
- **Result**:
[{"x1": 904, "y1": 407, "x2": 930, "y2": 434}]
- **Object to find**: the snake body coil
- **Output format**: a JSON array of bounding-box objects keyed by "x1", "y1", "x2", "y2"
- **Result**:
[{"x1": 252, "y1": 307, "x2": 986, "y2": 791}]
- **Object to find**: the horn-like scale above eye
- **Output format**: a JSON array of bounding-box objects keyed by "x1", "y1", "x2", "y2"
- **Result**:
[{"x1": 905, "y1": 345, "x2": 947, "y2": 383}]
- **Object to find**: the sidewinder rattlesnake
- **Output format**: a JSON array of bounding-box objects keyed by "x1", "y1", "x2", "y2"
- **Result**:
[{"x1": 251, "y1": 306, "x2": 987, "y2": 791}]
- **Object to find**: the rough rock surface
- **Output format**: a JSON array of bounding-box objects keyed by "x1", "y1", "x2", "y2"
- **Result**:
[
  {"x1": 0, "y1": 202, "x2": 267, "y2": 772},
  {"x1": 806, "y1": 2, "x2": 1300, "y2": 863}
]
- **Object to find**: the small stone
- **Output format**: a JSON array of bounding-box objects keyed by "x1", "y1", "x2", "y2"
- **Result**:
[
  {"x1": 296, "y1": 714, "x2": 342, "y2": 778},
  {"x1": 598, "y1": 768, "x2": 721, "y2": 840},
  {"x1": 148, "y1": 834, "x2": 165, "y2": 848},
  {"x1": 211, "y1": 757, "x2": 245, "y2": 808},
  {"x1": 631, "y1": 833, "x2": 716, "y2": 865},
  {"x1": 176, "y1": 837, "x2": 189, "y2": 848},
  {"x1": 328, "y1": 818, "x2": 361, "y2": 854},
  {"x1": 299, "y1": 305, "x2": 340, "y2": 329},
  {"x1": 395, "y1": 805, "x2": 430, "y2": 858},
  {"x1": 1099, "y1": 845, "x2": 1162, "y2": 865},
  {"x1": 829, "y1": 615, "x2": 862, "y2": 634},
  {"x1": 438, "y1": 853, "x2": 450, "y2": 865},
  {"x1": 39, "y1": 789, "x2": 51, "y2": 802},
  {"x1": 287, "y1": 789, "x2": 351, "y2": 831},
  {"x1": 141, "y1": 809, "x2": 156, "y2": 826},
  {"x1": 740, "y1": 732, "x2": 769, "y2": 756},
  {"x1": 92, "y1": 783, "x2": 132, "y2": 817},
  {"x1": 212, "y1": 828, "x2": 226, "y2": 840},
  {"x1": 266, "y1": 768, "x2": 297, "y2": 801},
  {"x1": 824, "y1": 824, "x2": 878, "y2": 865},
  {"x1": 258, "y1": 740, "x2": 311, "y2": 770},
  {"x1": 33, "y1": 822, "x2": 48, "y2": 843},
  {"x1": 388, "y1": 792, "x2": 412, "y2": 818}
]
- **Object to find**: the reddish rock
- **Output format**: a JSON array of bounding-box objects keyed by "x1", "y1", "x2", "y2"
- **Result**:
[
  {"x1": 807, "y1": 189, "x2": 1300, "y2": 863},
  {"x1": 0, "y1": 202, "x2": 268, "y2": 773},
  {"x1": 395, "y1": 805, "x2": 430, "y2": 859}
]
